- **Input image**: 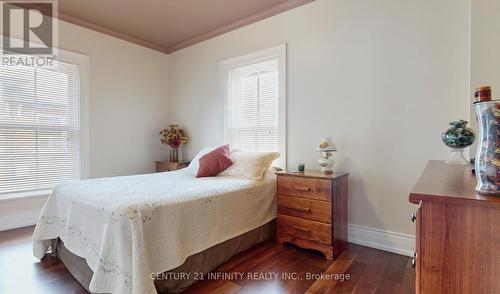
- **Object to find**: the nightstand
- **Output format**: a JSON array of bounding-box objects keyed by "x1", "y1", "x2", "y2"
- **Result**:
[
  {"x1": 155, "y1": 160, "x2": 190, "y2": 172},
  {"x1": 275, "y1": 171, "x2": 349, "y2": 260}
]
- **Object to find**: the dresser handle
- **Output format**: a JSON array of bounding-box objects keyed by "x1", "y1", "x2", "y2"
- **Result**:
[
  {"x1": 288, "y1": 206, "x2": 311, "y2": 213},
  {"x1": 293, "y1": 226, "x2": 311, "y2": 233},
  {"x1": 411, "y1": 213, "x2": 416, "y2": 223},
  {"x1": 293, "y1": 186, "x2": 311, "y2": 192}
]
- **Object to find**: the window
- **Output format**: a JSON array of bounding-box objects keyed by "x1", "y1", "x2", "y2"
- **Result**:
[
  {"x1": 0, "y1": 54, "x2": 86, "y2": 198},
  {"x1": 222, "y1": 44, "x2": 286, "y2": 168}
]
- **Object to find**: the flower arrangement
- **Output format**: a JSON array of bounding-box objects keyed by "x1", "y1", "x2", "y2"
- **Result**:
[
  {"x1": 159, "y1": 125, "x2": 188, "y2": 148},
  {"x1": 160, "y1": 125, "x2": 188, "y2": 162}
]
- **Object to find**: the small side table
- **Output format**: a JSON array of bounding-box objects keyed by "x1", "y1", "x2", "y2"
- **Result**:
[
  {"x1": 275, "y1": 170, "x2": 349, "y2": 260},
  {"x1": 155, "y1": 160, "x2": 190, "y2": 172}
]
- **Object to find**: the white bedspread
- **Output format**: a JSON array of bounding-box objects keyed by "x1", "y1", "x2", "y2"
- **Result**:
[{"x1": 32, "y1": 169, "x2": 276, "y2": 294}]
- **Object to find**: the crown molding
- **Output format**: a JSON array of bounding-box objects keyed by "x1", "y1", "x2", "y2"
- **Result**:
[
  {"x1": 165, "y1": 0, "x2": 314, "y2": 54},
  {"x1": 1, "y1": 0, "x2": 314, "y2": 54},
  {"x1": 58, "y1": 11, "x2": 170, "y2": 53},
  {"x1": 0, "y1": 1, "x2": 169, "y2": 53}
]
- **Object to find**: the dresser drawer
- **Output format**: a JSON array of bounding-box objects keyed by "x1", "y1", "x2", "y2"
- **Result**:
[
  {"x1": 277, "y1": 176, "x2": 332, "y2": 201},
  {"x1": 277, "y1": 214, "x2": 332, "y2": 245},
  {"x1": 277, "y1": 194, "x2": 332, "y2": 223}
]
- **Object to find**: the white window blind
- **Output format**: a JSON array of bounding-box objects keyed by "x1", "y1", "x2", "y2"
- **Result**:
[
  {"x1": 0, "y1": 61, "x2": 80, "y2": 196},
  {"x1": 228, "y1": 58, "x2": 281, "y2": 154},
  {"x1": 238, "y1": 68, "x2": 279, "y2": 152}
]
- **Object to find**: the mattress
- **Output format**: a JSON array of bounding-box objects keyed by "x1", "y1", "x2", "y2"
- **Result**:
[{"x1": 32, "y1": 168, "x2": 276, "y2": 293}]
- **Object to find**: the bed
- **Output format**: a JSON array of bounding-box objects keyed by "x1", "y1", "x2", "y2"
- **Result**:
[{"x1": 32, "y1": 167, "x2": 276, "y2": 294}]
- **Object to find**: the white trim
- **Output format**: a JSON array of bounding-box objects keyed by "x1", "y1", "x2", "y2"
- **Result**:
[
  {"x1": 0, "y1": 209, "x2": 41, "y2": 231},
  {"x1": 0, "y1": 212, "x2": 416, "y2": 255},
  {"x1": 220, "y1": 44, "x2": 287, "y2": 169},
  {"x1": 348, "y1": 224, "x2": 415, "y2": 257},
  {"x1": 0, "y1": 190, "x2": 51, "y2": 202},
  {"x1": 58, "y1": 49, "x2": 91, "y2": 179},
  {"x1": 466, "y1": 0, "x2": 473, "y2": 160}
]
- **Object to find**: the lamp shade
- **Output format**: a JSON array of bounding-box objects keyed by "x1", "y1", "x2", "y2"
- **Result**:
[{"x1": 316, "y1": 136, "x2": 337, "y2": 151}]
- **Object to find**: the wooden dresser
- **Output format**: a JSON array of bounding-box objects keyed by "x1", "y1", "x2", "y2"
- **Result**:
[
  {"x1": 155, "y1": 160, "x2": 189, "y2": 172},
  {"x1": 276, "y1": 171, "x2": 349, "y2": 260},
  {"x1": 409, "y1": 160, "x2": 500, "y2": 293}
]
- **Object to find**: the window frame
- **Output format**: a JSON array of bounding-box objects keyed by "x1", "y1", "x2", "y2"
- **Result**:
[
  {"x1": 0, "y1": 40, "x2": 89, "y2": 201},
  {"x1": 220, "y1": 44, "x2": 287, "y2": 169}
]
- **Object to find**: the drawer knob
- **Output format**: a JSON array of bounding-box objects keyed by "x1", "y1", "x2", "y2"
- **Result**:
[
  {"x1": 293, "y1": 185, "x2": 311, "y2": 192},
  {"x1": 411, "y1": 213, "x2": 416, "y2": 222},
  {"x1": 293, "y1": 225, "x2": 311, "y2": 233}
]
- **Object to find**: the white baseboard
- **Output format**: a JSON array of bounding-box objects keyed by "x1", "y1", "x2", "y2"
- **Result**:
[
  {"x1": 0, "y1": 210, "x2": 415, "y2": 257},
  {"x1": 348, "y1": 224, "x2": 415, "y2": 257},
  {"x1": 0, "y1": 209, "x2": 40, "y2": 231}
]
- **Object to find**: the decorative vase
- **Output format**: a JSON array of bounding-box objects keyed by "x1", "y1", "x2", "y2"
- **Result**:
[
  {"x1": 441, "y1": 120, "x2": 475, "y2": 165},
  {"x1": 474, "y1": 100, "x2": 500, "y2": 195},
  {"x1": 170, "y1": 148, "x2": 179, "y2": 163}
]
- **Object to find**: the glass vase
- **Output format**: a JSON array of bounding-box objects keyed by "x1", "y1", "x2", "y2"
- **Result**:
[
  {"x1": 441, "y1": 120, "x2": 475, "y2": 165},
  {"x1": 474, "y1": 100, "x2": 500, "y2": 195},
  {"x1": 170, "y1": 148, "x2": 179, "y2": 163}
]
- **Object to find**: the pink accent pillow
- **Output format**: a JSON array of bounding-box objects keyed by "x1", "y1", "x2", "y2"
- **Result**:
[{"x1": 196, "y1": 144, "x2": 233, "y2": 178}]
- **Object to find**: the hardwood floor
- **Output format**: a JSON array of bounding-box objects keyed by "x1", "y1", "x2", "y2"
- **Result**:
[{"x1": 0, "y1": 226, "x2": 415, "y2": 294}]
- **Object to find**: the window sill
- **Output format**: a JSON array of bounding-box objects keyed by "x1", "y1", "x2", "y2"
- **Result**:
[{"x1": 0, "y1": 190, "x2": 52, "y2": 202}]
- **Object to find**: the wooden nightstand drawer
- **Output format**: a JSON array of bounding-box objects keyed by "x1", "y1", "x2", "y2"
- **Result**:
[
  {"x1": 277, "y1": 176, "x2": 332, "y2": 201},
  {"x1": 277, "y1": 214, "x2": 332, "y2": 245},
  {"x1": 277, "y1": 194, "x2": 332, "y2": 223}
]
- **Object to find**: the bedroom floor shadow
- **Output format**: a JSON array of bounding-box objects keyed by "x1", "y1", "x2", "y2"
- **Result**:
[{"x1": 0, "y1": 226, "x2": 414, "y2": 294}]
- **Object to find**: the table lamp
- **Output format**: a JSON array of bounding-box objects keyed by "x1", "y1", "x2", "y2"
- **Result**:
[{"x1": 317, "y1": 136, "x2": 337, "y2": 174}]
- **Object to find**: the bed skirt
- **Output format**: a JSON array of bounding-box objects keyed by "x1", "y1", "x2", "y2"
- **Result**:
[{"x1": 49, "y1": 220, "x2": 275, "y2": 293}]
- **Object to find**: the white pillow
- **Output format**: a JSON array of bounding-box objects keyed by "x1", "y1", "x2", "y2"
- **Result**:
[
  {"x1": 187, "y1": 147, "x2": 215, "y2": 170},
  {"x1": 219, "y1": 151, "x2": 280, "y2": 180}
]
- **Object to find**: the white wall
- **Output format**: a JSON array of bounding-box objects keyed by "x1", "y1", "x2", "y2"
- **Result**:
[
  {"x1": 470, "y1": 0, "x2": 500, "y2": 138},
  {"x1": 58, "y1": 22, "x2": 170, "y2": 178},
  {"x1": 0, "y1": 20, "x2": 170, "y2": 224},
  {"x1": 168, "y1": 0, "x2": 470, "y2": 236}
]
